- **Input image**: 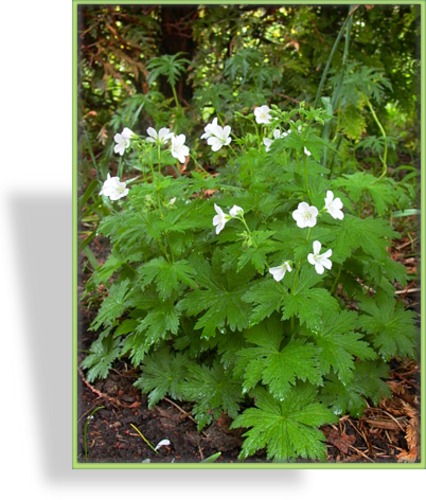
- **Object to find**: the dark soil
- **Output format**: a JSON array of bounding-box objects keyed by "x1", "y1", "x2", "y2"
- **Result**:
[{"x1": 77, "y1": 230, "x2": 420, "y2": 465}]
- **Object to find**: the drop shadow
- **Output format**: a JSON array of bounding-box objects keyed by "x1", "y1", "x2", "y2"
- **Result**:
[{"x1": 10, "y1": 192, "x2": 303, "y2": 487}]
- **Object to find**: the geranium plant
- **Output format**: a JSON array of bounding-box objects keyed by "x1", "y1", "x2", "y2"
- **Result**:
[{"x1": 82, "y1": 102, "x2": 418, "y2": 462}]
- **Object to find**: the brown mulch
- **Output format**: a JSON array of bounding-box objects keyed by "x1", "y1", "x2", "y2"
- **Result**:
[{"x1": 77, "y1": 351, "x2": 420, "y2": 464}]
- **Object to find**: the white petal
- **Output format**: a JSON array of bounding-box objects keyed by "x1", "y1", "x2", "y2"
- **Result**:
[
  {"x1": 115, "y1": 145, "x2": 125, "y2": 156},
  {"x1": 305, "y1": 216, "x2": 318, "y2": 228},
  {"x1": 310, "y1": 206, "x2": 319, "y2": 217},
  {"x1": 215, "y1": 221, "x2": 225, "y2": 234},
  {"x1": 154, "y1": 439, "x2": 171, "y2": 451},
  {"x1": 212, "y1": 214, "x2": 222, "y2": 226},
  {"x1": 229, "y1": 205, "x2": 244, "y2": 217},
  {"x1": 263, "y1": 138, "x2": 273, "y2": 151},
  {"x1": 269, "y1": 266, "x2": 285, "y2": 282},
  {"x1": 208, "y1": 137, "x2": 222, "y2": 151},
  {"x1": 325, "y1": 190, "x2": 334, "y2": 203},
  {"x1": 312, "y1": 240, "x2": 322, "y2": 255},
  {"x1": 307, "y1": 253, "x2": 316, "y2": 265},
  {"x1": 122, "y1": 127, "x2": 134, "y2": 139},
  {"x1": 283, "y1": 261, "x2": 292, "y2": 272},
  {"x1": 322, "y1": 249, "x2": 332, "y2": 259},
  {"x1": 214, "y1": 204, "x2": 224, "y2": 216},
  {"x1": 298, "y1": 201, "x2": 310, "y2": 212},
  {"x1": 321, "y1": 257, "x2": 332, "y2": 270},
  {"x1": 314, "y1": 262, "x2": 325, "y2": 274},
  {"x1": 146, "y1": 127, "x2": 157, "y2": 138}
]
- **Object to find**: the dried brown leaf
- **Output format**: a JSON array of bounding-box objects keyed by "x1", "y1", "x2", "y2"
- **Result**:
[
  {"x1": 326, "y1": 428, "x2": 356, "y2": 455},
  {"x1": 397, "y1": 402, "x2": 419, "y2": 463}
]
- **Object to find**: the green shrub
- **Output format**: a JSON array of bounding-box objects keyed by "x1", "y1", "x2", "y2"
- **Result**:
[{"x1": 81, "y1": 102, "x2": 418, "y2": 462}]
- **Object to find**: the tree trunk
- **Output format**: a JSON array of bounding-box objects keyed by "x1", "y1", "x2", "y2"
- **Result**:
[{"x1": 159, "y1": 5, "x2": 198, "y2": 103}]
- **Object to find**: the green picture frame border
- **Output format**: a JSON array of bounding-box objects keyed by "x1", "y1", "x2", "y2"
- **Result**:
[{"x1": 72, "y1": 0, "x2": 425, "y2": 469}]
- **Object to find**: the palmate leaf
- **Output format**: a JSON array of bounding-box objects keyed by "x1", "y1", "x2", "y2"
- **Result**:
[
  {"x1": 312, "y1": 310, "x2": 377, "y2": 384},
  {"x1": 179, "y1": 253, "x2": 253, "y2": 338},
  {"x1": 147, "y1": 52, "x2": 190, "y2": 87},
  {"x1": 134, "y1": 346, "x2": 189, "y2": 408},
  {"x1": 93, "y1": 253, "x2": 124, "y2": 285},
  {"x1": 339, "y1": 103, "x2": 367, "y2": 141},
  {"x1": 331, "y1": 214, "x2": 398, "y2": 263},
  {"x1": 90, "y1": 279, "x2": 130, "y2": 331},
  {"x1": 231, "y1": 385, "x2": 337, "y2": 461},
  {"x1": 357, "y1": 291, "x2": 418, "y2": 360},
  {"x1": 138, "y1": 257, "x2": 196, "y2": 300},
  {"x1": 236, "y1": 318, "x2": 322, "y2": 399},
  {"x1": 80, "y1": 336, "x2": 121, "y2": 383},
  {"x1": 184, "y1": 360, "x2": 243, "y2": 430},
  {"x1": 242, "y1": 279, "x2": 285, "y2": 325},
  {"x1": 320, "y1": 360, "x2": 391, "y2": 418},
  {"x1": 333, "y1": 173, "x2": 396, "y2": 216},
  {"x1": 121, "y1": 301, "x2": 180, "y2": 366},
  {"x1": 282, "y1": 287, "x2": 339, "y2": 329},
  {"x1": 116, "y1": 286, "x2": 181, "y2": 366}
]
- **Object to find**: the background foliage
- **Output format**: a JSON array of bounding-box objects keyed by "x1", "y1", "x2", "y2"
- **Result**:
[{"x1": 78, "y1": 3, "x2": 420, "y2": 183}]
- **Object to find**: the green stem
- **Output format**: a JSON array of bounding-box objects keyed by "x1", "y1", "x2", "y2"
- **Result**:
[
  {"x1": 290, "y1": 263, "x2": 301, "y2": 296},
  {"x1": 190, "y1": 153, "x2": 208, "y2": 174},
  {"x1": 157, "y1": 142, "x2": 162, "y2": 174},
  {"x1": 238, "y1": 215, "x2": 258, "y2": 248},
  {"x1": 366, "y1": 98, "x2": 388, "y2": 180},
  {"x1": 330, "y1": 264, "x2": 342, "y2": 296},
  {"x1": 303, "y1": 153, "x2": 310, "y2": 200},
  {"x1": 253, "y1": 122, "x2": 262, "y2": 149},
  {"x1": 322, "y1": 6, "x2": 354, "y2": 168},
  {"x1": 83, "y1": 406, "x2": 105, "y2": 461},
  {"x1": 171, "y1": 85, "x2": 180, "y2": 109},
  {"x1": 313, "y1": 5, "x2": 358, "y2": 109},
  {"x1": 82, "y1": 126, "x2": 103, "y2": 178},
  {"x1": 290, "y1": 228, "x2": 311, "y2": 296}
]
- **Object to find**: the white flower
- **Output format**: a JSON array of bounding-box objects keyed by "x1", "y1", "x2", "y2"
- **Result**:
[
  {"x1": 308, "y1": 240, "x2": 332, "y2": 275},
  {"x1": 229, "y1": 205, "x2": 244, "y2": 217},
  {"x1": 207, "y1": 126, "x2": 232, "y2": 151},
  {"x1": 99, "y1": 173, "x2": 129, "y2": 201},
  {"x1": 263, "y1": 128, "x2": 286, "y2": 152},
  {"x1": 263, "y1": 138, "x2": 274, "y2": 152},
  {"x1": 292, "y1": 202, "x2": 319, "y2": 228},
  {"x1": 304, "y1": 146, "x2": 311, "y2": 156},
  {"x1": 213, "y1": 204, "x2": 231, "y2": 234},
  {"x1": 154, "y1": 439, "x2": 171, "y2": 451},
  {"x1": 201, "y1": 118, "x2": 232, "y2": 151},
  {"x1": 146, "y1": 127, "x2": 173, "y2": 145},
  {"x1": 324, "y1": 190, "x2": 344, "y2": 220},
  {"x1": 269, "y1": 261, "x2": 292, "y2": 282},
  {"x1": 113, "y1": 127, "x2": 134, "y2": 156},
  {"x1": 254, "y1": 105, "x2": 272, "y2": 124},
  {"x1": 200, "y1": 118, "x2": 219, "y2": 140},
  {"x1": 171, "y1": 134, "x2": 189, "y2": 163}
]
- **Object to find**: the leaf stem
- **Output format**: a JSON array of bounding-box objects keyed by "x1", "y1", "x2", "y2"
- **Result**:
[
  {"x1": 171, "y1": 85, "x2": 180, "y2": 109},
  {"x1": 330, "y1": 263, "x2": 342, "y2": 296}
]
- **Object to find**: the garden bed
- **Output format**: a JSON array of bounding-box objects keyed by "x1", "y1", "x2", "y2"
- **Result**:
[{"x1": 77, "y1": 231, "x2": 420, "y2": 465}]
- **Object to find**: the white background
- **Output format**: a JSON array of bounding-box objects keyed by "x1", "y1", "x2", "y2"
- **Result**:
[{"x1": 0, "y1": 1, "x2": 423, "y2": 498}]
